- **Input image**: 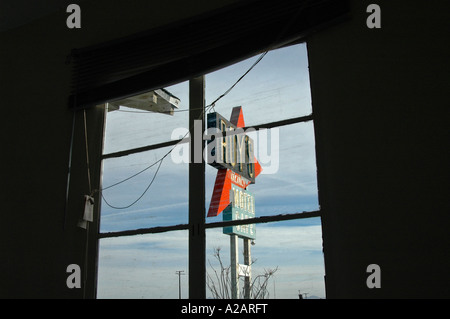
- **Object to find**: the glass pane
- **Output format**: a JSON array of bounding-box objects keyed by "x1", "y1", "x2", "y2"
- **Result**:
[
  {"x1": 205, "y1": 43, "x2": 312, "y2": 127},
  {"x1": 100, "y1": 146, "x2": 188, "y2": 233},
  {"x1": 206, "y1": 121, "x2": 319, "y2": 224},
  {"x1": 103, "y1": 81, "x2": 189, "y2": 155},
  {"x1": 206, "y1": 218, "x2": 325, "y2": 299},
  {"x1": 97, "y1": 231, "x2": 188, "y2": 298}
]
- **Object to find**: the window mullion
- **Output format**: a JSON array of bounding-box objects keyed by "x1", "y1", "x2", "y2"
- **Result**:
[{"x1": 188, "y1": 76, "x2": 206, "y2": 299}]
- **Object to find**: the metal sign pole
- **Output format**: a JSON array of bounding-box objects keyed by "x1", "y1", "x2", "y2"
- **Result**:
[
  {"x1": 243, "y1": 238, "x2": 251, "y2": 299},
  {"x1": 230, "y1": 234, "x2": 239, "y2": 299}
]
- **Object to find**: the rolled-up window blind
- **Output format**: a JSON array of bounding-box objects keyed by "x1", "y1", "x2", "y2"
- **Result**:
[{"x1": 69, "y1": 0, "x2": 349, "y2": 110}]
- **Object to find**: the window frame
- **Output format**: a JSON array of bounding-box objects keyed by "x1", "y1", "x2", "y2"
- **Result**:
[{"x1": 91, "y1": 55, "x2": 321, "y2": 300}]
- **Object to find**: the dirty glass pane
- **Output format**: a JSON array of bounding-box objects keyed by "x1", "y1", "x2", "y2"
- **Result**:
[
  {"x1": 205, "y1": 121, "x2": 319, "y2": 224},
  {"x1": 100, "y1": 145, "x2": 188, "y2": 233},
  {"x1": 204, "y1": 43, "x2": 317, "y2": 224},
  {"x1": 206, "y1": 218, "x2": 325, "y2": 299},
  {"x1": 97, "y1": 231, "x2": 188, "y2": 299},
  {"x1": 205, "y1": 43, "x2": 312, "y2": 127},
  {"x1": 103, "y1": 81, "x2": 189, "y2": 155}
]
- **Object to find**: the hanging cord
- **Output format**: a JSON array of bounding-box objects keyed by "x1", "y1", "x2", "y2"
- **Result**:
[
  {"x1": 100, "y1": 50, "x2": 268, "y2": 209},
  {"x1": 81, "y1": 108, "x2": 92, "y2": 298},
  {"x1": 83, "y1": 109, "x2": 92, "y2": 195},
  {"x1": 63, "y1": 109, "x2": 77, "y2": 230},
  {"x1": 82, "y1": 220, "x2": 89, "y2": 299}
]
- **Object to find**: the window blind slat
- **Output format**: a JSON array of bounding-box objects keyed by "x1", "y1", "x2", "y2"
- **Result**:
[{"x1": 69, "y1": 0, "x2": 349, "y2": 110}]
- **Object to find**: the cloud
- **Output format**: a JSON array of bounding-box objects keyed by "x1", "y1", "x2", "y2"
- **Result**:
[
  {"x1": 206, "y1": 224, "x2": 323, "y2": 263},
  {"x1": 97, "y1": 223, "x2": 325, "y2": 299},
  {"x1": 97, "y1": 231, "x2": 189, "y2": 299}
]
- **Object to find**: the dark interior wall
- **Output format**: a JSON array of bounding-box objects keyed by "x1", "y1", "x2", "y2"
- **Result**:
[
  {"x1": 308, "y1": 0, "x2": 450, "y2": 298},
  {"x1": 1, "y1": 0, "x2": 448, "y2": 299},
  {"x1": 0, "y1": 0, "x2": 238, "y2": 299}
]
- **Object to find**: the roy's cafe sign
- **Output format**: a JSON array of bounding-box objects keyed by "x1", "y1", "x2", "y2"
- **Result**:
[{"x1": 207, "y1": 106, "x2": 261, "y2": 239}]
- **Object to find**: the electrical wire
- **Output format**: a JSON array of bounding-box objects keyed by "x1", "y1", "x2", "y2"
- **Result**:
[
  {"x1": 208, "y1": 51, "x2": 268, "y2": 109},
  {"x1": 101, "y1": 155, "x2": 164, "y2": 210},
  {"x1": 101, "y1": 157, "x2": 163, "y2": 191},
  {"x1": 100, "y1": 104, "x2": 209, "y2": 210},
  {"x1": 100, "y1": 50, "x2": 268, "y2": 209}
]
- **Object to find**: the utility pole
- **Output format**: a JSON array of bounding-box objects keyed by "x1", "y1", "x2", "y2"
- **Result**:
[{"x1": 175, "y1": 270, "x2": 185, "y2": 299}]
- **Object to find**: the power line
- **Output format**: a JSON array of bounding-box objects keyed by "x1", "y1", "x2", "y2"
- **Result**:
[
  {"x1": 99, "y1": 105, "x2": 208, "y2": 210},
  {"x1": 208, "y1": 51, "x2": 268, "y2": 109},
  {"x1": 101, "y1": 156, "x2": 164, "y2": 210},
  {"x1": 101, "y1": 156, "x2": 164, "y2": 191}
]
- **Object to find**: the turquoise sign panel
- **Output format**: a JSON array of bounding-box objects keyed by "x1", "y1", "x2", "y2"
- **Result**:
[{"x1": 223, "y1": 184, "x2": 255, "y2": 239}]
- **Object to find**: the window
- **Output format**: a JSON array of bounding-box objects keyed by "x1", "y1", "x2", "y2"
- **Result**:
[{"x1": 95, "y1": 43, "x2": 324, "y2": 299}]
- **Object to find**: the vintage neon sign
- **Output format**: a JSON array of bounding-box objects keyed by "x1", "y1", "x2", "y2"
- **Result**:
[
  {"x1": 207, "y1": 108, "x2": 256, "y2": 183},
  {"x1": 207, "y1": 106, "x2": 262, "y2": 218}
]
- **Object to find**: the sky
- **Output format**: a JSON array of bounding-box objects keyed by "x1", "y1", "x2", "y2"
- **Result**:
[{"x1": 96, "y1": 43, "x2": 326, "y2": 299}]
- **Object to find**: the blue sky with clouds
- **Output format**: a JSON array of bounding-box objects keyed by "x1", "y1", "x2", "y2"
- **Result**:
[{"x1": 97, "y1": 43, "x2": 325, "y2": 299}]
